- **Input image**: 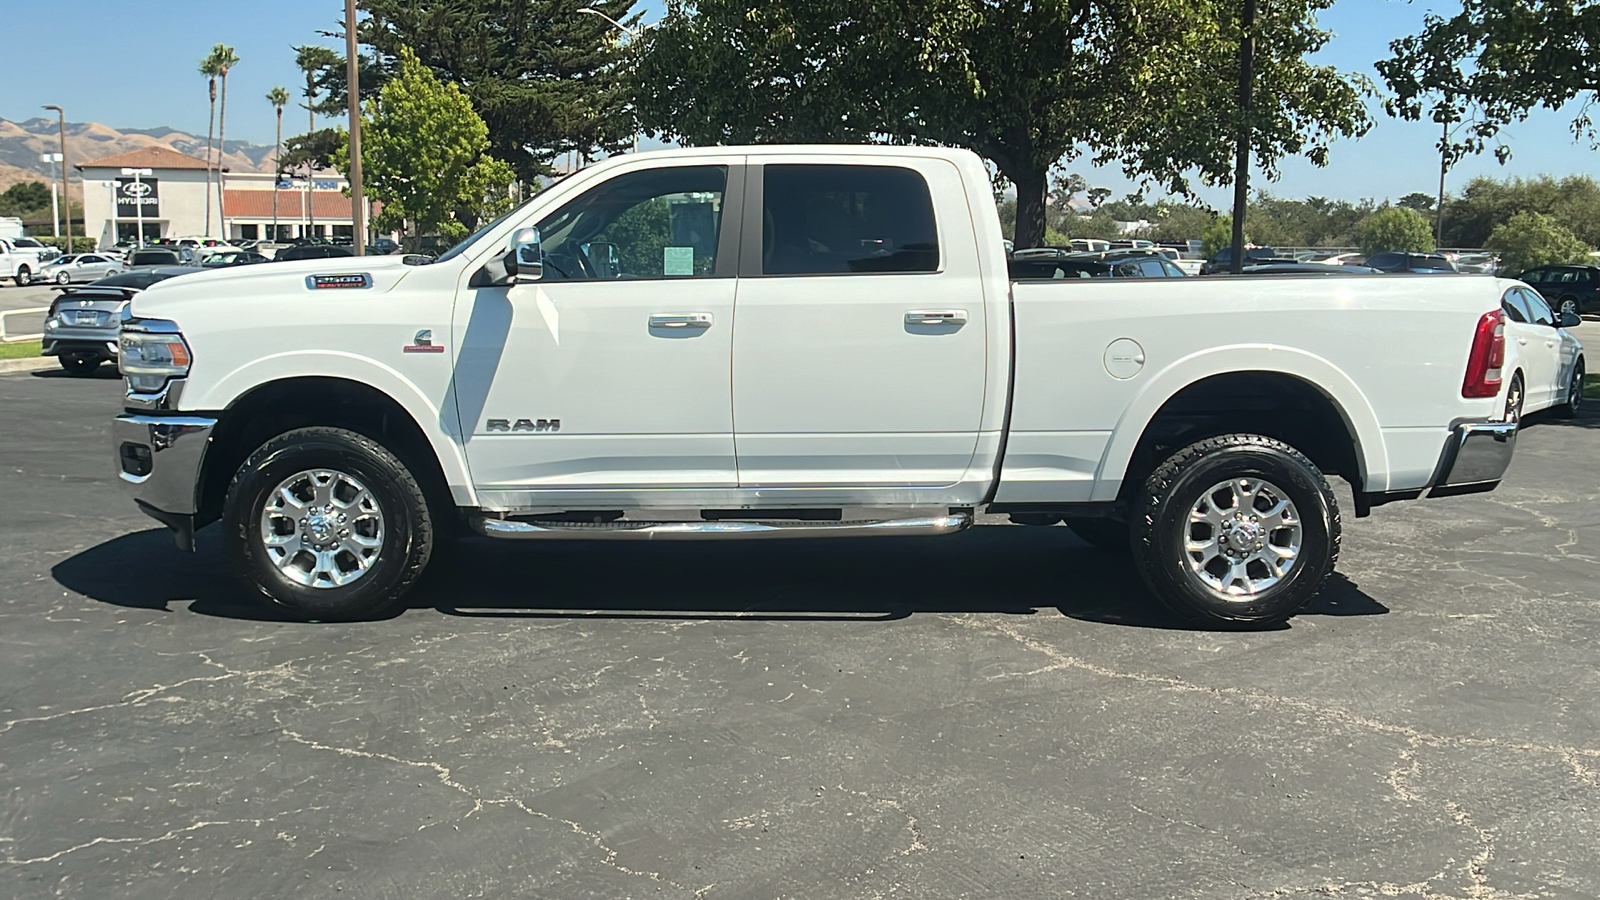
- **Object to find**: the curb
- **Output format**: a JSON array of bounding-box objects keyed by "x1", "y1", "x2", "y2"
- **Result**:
[{"x1": 0, "y1": 357, "x2": 55, "y2": 376}]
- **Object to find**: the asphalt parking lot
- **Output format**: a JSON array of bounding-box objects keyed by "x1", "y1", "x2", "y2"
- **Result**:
[{"x1": 3, "y1": 367, "x2": 1600, "y2": 899}]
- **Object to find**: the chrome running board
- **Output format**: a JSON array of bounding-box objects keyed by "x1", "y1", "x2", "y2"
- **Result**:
[{"x1": 471, "y1": 513, "x2": 972, "y2": 541}]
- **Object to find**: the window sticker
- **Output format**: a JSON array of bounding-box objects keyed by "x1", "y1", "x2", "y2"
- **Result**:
[{"x1": 663, "y1": 246, "x2": 695, "y2": 276}]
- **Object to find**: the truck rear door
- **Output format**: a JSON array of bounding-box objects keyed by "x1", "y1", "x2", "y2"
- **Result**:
[{"x1": 729, "y1": 157, "x2": 989, "y2": 490}]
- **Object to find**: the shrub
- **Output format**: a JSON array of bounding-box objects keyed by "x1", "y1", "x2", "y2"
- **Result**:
[
  {"x1": 36, "y1": 236, "x2": 97, "y2": 253},
  {"x1": 1485, "y1": 211, "x2": 1593, "y2": 275},
  {"x1": 1357, "y1": 207, "x2": 1435, "y2": 256}
]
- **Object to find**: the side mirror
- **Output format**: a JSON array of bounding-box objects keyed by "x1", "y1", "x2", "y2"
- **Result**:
[
  {"x1": 510, "y1": 227, "x2": 543, "y2": 282},
  {"x1": 1559, "y1": 310, "x2": 1582, "y2": 329}
]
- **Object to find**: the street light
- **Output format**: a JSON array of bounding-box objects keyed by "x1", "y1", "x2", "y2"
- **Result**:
[
  {"x1": 121, "y1": 167, "x2": 153, "y2": 247},
  {"x1": 42, "y1": 105, "x2": 71, "y2": 249},
  {"x1": 578, "y1": 7, "x2": 645, "y2": 153},
  {"x1": 40, "y1": 152, "x2": 63, "y2": 238}
]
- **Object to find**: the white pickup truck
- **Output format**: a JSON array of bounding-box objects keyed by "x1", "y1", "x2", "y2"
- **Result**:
[
  {"x1": 112, "y1": 145, "x2": 1522, "y2": 628},
  {"x1": 2, "y1": 236, "x2": 53, "y2": 285}
]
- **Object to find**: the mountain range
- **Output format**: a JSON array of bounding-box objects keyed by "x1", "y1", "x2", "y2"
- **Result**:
[{"x1": 0, "y1": 118, "x2": 280, "y2": 198}]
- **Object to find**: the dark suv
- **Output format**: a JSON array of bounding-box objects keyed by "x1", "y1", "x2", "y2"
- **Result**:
[
  {"x1": 1516, "y1": 264, "x2": 1600, "y2": 317},
  {"x1": 1199, "y1": 246, "x2": 1294, "y2": 275},
  {"x1": 1363, "y1": 252, "x2": 1458, "y2": 274}
]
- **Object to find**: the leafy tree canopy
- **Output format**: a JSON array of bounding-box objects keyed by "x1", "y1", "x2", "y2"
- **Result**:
[
  {"x1": 1397, "y1": 192, "x2": 1436, "y2": 211},
  {"x1": 636, "y1": 0, "x2": 1369, "y2": 249},
  {"x1": 279, "y1": 128, "x2": 345, "y2": 175},
  {"x1": 1379, "y1": 1, "x2": 1600, "y2": 163},
  {"x1": 336, "y1": 46, "x2": 516, "y2": 240},
  {"x1": 1358, "y1": 207, "x2": 1436, "y2": 255},
  {"x1": 0, "y1": 181, "x2": 52, "y2": 216},
  {"x1": 1486, "y1": 210, "x2": 1593, "y2": 274},
  {"x1": 356, "y1": 0, "x2": 640, "y2": 184},
  {"x1": 1440, "y1": 174, "x2": 1600, "y2": 249}
]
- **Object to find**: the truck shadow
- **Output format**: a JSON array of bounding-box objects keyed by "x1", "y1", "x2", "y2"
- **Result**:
[{"x1": 52, "y1": 524, "x2": 1386, "y2": 631}]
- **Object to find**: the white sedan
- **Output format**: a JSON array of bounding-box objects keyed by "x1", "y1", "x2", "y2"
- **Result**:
[
  {"x1": 37, "y1": 253, "x2": 125, "y2": 284},
  {"x1": 1500, "y1": 284, "x2": 1585, "y2": 419}
]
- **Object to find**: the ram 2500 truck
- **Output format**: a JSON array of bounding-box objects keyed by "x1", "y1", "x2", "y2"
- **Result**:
[{"x1": 112, "y1": 146, "x2": 1520, "y2": 628}]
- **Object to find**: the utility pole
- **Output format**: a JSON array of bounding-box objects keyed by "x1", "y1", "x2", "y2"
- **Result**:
[
  {"x1": 41, "y1": 153, "x2": 62, "y2": 237},
  {"x1": 1229, "y1": 0, "x2": 1256, "y2": 275},
  {"x1": 1435, "y1": 106, "x2": 1451, "y2": 246},
  {"x1": 43, "y1": 106, "x2": 72, "y2": 248},
  {"x1": 346, "y1": 0, "x2": 366, "y2": 255}
]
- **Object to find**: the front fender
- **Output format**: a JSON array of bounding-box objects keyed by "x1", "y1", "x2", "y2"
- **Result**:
[{"x1": 1092, "y1": 344, "x2": 1389, "y2": 500}]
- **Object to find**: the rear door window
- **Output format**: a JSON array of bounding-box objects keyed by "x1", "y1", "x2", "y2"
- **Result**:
[
  {"x1": 760, "y1": 164, "x2": 938, "y2": 275},
  {"x1": 1138, "y1": 260, "x2": 1168, "y2": 277}
]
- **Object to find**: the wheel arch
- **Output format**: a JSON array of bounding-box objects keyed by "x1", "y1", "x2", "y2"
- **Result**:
[
  {"x1": 1093, "y1": 347, "x2": 1386, "y2": 502},
  {"x1": 196, "y1": 375, "x2": 471, "y2": 528}
]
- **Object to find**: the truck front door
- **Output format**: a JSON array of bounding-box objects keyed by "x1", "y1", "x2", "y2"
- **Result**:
[
  {"x1": 452, "y1": 160, "x2": 744, "y2": 507},
  {"x1": 729, "y1": 159, "x2": 989, "y2": 493}
]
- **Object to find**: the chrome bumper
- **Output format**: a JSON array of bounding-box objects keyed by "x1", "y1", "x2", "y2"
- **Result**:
[
  {"x1": 112, "y1": 413, "x2": 217, "y2": 550},
  {"x1": 1430, "y1": 420, "x2": 1517, "y2": 496}
]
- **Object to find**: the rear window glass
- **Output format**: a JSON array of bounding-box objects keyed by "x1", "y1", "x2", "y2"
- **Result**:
[{"x1": 762, "y1": 164, "x2": 938, "y2": 275}]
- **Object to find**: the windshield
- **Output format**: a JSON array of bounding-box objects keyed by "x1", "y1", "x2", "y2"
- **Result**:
[{"x1": 432, "y1": 201, "x2": 534, "y2": 264}]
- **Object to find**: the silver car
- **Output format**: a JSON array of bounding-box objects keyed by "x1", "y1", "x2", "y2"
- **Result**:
[
  {"x1": 38, "y1": 253, "x2": 125, "y2": 284},
  {"x1": 41, "y1": 267, "x2": 204, "y2": 375}
]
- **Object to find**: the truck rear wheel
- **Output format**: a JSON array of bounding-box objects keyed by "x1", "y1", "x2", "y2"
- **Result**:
[
  {"x1": 1133, "y1": 434, "x2": 1340, "y2": 629},
  {"x1": 222, "y1": 427, "x2": 433, "y2": 621}
]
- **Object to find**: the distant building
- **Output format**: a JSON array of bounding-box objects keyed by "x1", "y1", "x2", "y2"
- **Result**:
[{"x1": 76, "y1": 146, "x2": 359, "y2": 247}]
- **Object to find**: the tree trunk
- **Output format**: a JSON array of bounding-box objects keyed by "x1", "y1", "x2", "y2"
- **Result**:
[
  {"x1": 1012, "y1": 165, "x2": 1049, "y2": 250},
  {"x1": 217, "y1": 70, "x2": 230, "y2": 239},
  {"x1": 204, "y1": 79, "x2": 216, "y2": 238}
]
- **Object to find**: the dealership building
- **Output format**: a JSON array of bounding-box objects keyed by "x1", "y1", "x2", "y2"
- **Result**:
[{"x1": 77, "y1": 146, "x2": 360, "y2": 247}]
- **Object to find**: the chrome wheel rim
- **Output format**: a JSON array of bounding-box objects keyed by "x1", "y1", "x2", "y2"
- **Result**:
[
  {"x1": 1562, "y1": 299, "x2": 1579, "y2": 317},
  {"x1": 258, "y1": 469, "x2": 385, "y2": 589},
  {"x1": 1183, "y1": 477, "x2": 1302, "y2": 598}
]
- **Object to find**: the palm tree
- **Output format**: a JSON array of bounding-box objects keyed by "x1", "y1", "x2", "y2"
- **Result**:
[
  {"x1": 199, "y1": 51, "x2": 224, "y2": 237},
  {"x1": 267, "y1": 86, "x2": 290, "y2": 242},
  {"x1": 293, "y1": 46, "x2": 339, "y2": 240},
  {"x1": 210, "y1": 45, "x2": 240, "y2": 239}
]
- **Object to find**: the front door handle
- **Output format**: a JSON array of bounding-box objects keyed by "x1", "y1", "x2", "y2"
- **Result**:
[
  {"x1": 906, "y1": 309, "x2": 968, "y2": 326},
  {"x1": 650, "y1": 313, "x2": 713, "y2": 329}
]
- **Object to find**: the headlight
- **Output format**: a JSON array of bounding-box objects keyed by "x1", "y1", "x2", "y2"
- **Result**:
[{"x1": 119, "y1": 319, "x2": 191, "y2": 393}]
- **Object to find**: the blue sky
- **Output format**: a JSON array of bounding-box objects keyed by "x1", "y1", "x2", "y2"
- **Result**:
[{"x1": 3, "y1": 0, "x2": 1592, "y2": 205}]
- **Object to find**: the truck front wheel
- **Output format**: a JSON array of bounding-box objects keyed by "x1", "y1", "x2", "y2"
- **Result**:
[
  {"x1": 222, "y1": 427, "x2": 434, "y2": 621},
  {"x1": 1133, "y1": 434, "x2": 1340, "y2": 629}
]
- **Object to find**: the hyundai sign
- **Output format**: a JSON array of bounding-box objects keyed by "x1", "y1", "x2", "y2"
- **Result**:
[{"x1": 116, "y1": 177, "x2": 159, "y2": 217}]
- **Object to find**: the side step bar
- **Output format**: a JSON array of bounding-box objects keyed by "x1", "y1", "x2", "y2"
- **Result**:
[{"x1": 471, "y1": 513, "x2": 973, "y2": 541}]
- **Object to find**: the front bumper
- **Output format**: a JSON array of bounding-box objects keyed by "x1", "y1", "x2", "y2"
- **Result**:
[
  {"x1": 1429, "y1": 419, "x2": 1517, "y2": 497},
  {"x1": 112, "y1": 413, "x2": 217, "y2": 550}
]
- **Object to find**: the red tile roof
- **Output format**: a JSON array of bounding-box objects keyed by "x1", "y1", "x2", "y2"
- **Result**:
[
  {"x1": 76, "y1": 146, "x2": 210, "y2": 171},
  {"x1": 224, "y1": 189, "x2": 356, "y2": 221}
]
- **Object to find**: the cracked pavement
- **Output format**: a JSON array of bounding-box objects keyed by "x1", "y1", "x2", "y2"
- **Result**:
[{"x1": 3, "y1": 365, "x2": 1600, "y2": 899}]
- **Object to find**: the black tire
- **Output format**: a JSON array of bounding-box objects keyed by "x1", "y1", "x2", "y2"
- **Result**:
[
  {"x1": 1505, "y1": 372, "x2": 1525, "y2": 423},
  {"x1": 55, "y1": 271, "x2": 70, "y2": 285},
  {"x1": 59, "y1": 355, "x2": 101, "y2": 376},
  {"x1": 1559, "y1": 297, "x2": 1580, "y2": 319},
  {"x1": 1133, "y1": 434, "x2": 1340, "y2": 629},
  {"x1": 1555, "y1": 358, "x2": 1585, "y2": 419},
  {"x1": 14, "y1": 266, "x2": 30, "y2": 286},
  {"x1": 222, "y1": 427, "x2": 433, "y2": 621},
  {"x1": 1064, "y1": 517, "x2": 1131, "y2": 554}
]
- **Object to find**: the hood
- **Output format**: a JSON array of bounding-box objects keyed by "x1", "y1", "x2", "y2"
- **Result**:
[{"x1": 129, "y1": 254, "x2": 421, "y2": 321}]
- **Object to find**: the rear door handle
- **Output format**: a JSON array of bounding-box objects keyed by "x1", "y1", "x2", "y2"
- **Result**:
[
  {"x1": 650, "y1": 313, "x2": 713, "y2": 329},
  {"x1": 906, "y1": 309, "x2": 968, "y2": 326}
]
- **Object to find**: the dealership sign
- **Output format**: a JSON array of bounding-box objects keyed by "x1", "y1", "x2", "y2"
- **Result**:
[{"x1": 116, "y1": 177, "x2": 159, "y2": 217}]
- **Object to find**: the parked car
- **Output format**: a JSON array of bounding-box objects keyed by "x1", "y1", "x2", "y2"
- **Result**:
[
  {"x1": 368, "y1": 237, "x2": 400, "y2": 255},
  {"x1": 1497, "y1": 284, "x2": 1585, "y2": 420},
  {"x1": 1363, "y1": 252, "x2": 1458, "y2": 274},
  {"x1": 114, "y1": 145, "x2": 1523, "y2": 630},
  {"x1": 1234, "y1": 263, "x2": 1381, "y2": 276},
  {"x1": 128, "y1": 247, "x2": 184, "y2": 268},
  {"x1": 1514, "y1": 264, "x2": 1600, "y2": 318},
  {"x1": 201, "y1": 250, "x2": 269, "y2": 268},
  {"x1": 41, "y1": 267, "x2": 203, "y2": 375},
  {"x1": 11, "y1": 236, "x2": 60, "y2": 262},
  {"x1": 1010, "y1": 250, "x2": 1187, "y2": 279},
  {"x1": 1302, "y1": 251, "x2": 1364, "y2": 266},
  {"x1": 1199, "y1": 246, "x2": 1294, "y2": 275},
  {"x1": 1455, "y1": 253, "x2": 1501, "y2": 274},
  {"x1": 273, "y1": 243, "x2": 355, "y2": 261},
  {"x1": 1153, "y1": 246, "x2": 1203, "y2": 276},
  {"x1": 1, "y1": 237, "x2": 52, "y2": 285},
  {"x1": 38, "y1": 253, "x2": 125, "y2": 284}
]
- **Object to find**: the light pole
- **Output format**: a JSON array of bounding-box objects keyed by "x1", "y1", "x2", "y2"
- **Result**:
[
  {"x1": 41, "y1": 152, "x2": 63, "y2": 238},
  {"x1": 43, "y1": 105, "x2": 71, "y2": 248},
  {"x1": 578, "y1": 7, "x2": 644, "y2": 153},
  {"x1": 121, "y1": 167, "x2": 152, "y2": 246}
]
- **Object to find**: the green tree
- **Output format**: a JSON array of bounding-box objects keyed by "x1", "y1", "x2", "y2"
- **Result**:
[
  {"x1": 1396, "y1": 192, "x2": 1435, "y2": 212},
  {"x1": 199, "y1": 50, "x2": 223, "y2": 236},
  {"x1": 1379, "y1": 2, "x2": 1600, "y2": 162},
  {"x1": 1441, "y1": 174, "x2": 1600, "y2": 249},
  {"x1": 636, "y1": 0, "x2": 1369, "y2": 250},
  {"x1": 356, "y1": 0, "x2": 640, "y2": 184},
  {"x1": 1200, "y1": 216, "x2": 1242, "y2": 258},
  {"x1": 279, "y1": 129, "x2": 344, "y2": 177},
  {"x1": 1486, "y1": 211, "x2": 1593, "y2": 275},
  {"x1": 339, "y1": 46, "x2": 516, "y2": 240},
  {"x1": 1358, "y1": 207, "x2": 1436, "y2": 256},
  {"x1": 293, "y1": 45, "x2": 341, "y2": 236},
  {"x1": 267, "y1": 86, "x2": 291, "y2": 238},
  {"x1": 211, "y1": 44, "x2": 241, "y2": 231},
  {"x1": 0, "y1": 181, "x2": 52, "y2": 215}
]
